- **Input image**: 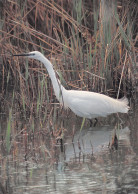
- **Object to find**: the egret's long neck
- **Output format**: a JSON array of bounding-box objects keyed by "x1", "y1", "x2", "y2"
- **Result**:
[{"x1": 40, "y1": 56, "x2": 66, "y2": 104}]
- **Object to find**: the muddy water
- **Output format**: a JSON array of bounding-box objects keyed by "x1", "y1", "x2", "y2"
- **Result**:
[{"x1": 0, "y1": 111, "x2": 138, "y2": 194}]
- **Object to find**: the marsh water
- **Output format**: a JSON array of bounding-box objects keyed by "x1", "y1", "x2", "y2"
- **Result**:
[{"x1": 0, "y1": 107, "x2": 138, "y2": 194}]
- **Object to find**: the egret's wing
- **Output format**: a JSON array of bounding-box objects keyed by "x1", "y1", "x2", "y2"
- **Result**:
[
  {"x1": 65, "y1": 90, "x2": 129, "y2": 118},
  {"x1": 67, "y1": 93, "x2": 112, "y2": 118}
]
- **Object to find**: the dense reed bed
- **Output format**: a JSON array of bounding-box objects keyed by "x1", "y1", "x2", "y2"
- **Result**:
[
  {"x1": 0, "y1": 0, "x2": 137, "y2": 137},
  {"x1": 0, "y1": 4, "x2": 137, "y2": 194}
]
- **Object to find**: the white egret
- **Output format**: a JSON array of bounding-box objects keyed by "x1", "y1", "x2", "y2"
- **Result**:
[{"x1": 13, "y1": 51, "x2": 129, "y2": 119}]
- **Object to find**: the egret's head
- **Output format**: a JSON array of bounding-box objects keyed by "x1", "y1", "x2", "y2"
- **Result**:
[{"x1": 13, "y1": 51, "x2": 44, "y2": 61}]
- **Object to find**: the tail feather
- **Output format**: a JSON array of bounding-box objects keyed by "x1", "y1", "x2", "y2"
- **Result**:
[{"x1": 117, "y1": 97, "x2": 129, "y2": 113}]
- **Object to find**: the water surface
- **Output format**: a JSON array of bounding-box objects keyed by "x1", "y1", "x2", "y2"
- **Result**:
[{"x1": 0, "y1": 111, "x2": 137, "y2": 194}]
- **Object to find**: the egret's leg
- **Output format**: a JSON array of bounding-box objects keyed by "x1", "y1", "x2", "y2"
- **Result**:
[
  {"x1": 89, "y1": 118, "x2": 98, "y2": 127},
  {"x1": 89, "y1": 119, "x2": 93, "y2": 127},
  {"x1": 93, "y1": 118, "x2": 98, "y2": 127}
]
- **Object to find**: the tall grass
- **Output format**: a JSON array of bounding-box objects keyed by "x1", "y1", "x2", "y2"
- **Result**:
[
  {"x1": 0, "y1": 0, "x2": 137, "y2": 121},
  {"x1": 6, "y1": 109, "x2": 12, "y2": 153}
]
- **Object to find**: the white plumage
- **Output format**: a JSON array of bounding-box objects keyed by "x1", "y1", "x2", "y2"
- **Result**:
[
  {"x1": 13, "y1": 51, "x2": 129, "y2": 119},
  {"x1": 64, "y1": 91, "x2": 129, "y2": 118}
]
